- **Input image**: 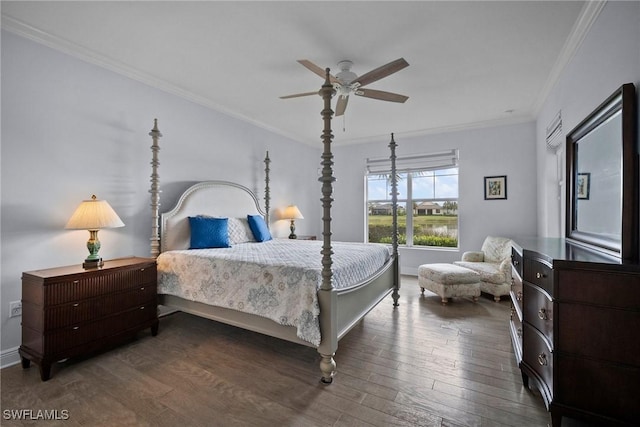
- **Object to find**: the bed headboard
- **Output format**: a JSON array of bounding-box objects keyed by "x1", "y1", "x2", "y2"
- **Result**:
[{"x1": 161, "y1": 181, "x2": 266, "y2": 252}]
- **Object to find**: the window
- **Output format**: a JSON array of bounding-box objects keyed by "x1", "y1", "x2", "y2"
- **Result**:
[{"x1": 366, "y1": 150, "x2": 458, "y2": 248}]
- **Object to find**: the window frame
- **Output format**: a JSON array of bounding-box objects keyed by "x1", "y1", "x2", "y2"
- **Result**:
[{"x1": 365, "y1": 150, "x2": 459, "y2": 249}]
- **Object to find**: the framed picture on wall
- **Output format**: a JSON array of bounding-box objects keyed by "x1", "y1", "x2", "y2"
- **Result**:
[
  {"x1": 484, "y1": 175, "x2": 507, "y2": 200},
  {"x1": 577, "y1": 172, "x2": 590, "y2": 200}
]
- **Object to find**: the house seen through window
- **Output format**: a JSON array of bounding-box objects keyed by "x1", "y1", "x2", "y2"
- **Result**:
[{"x1": 366, "y1": 149, "x2": 459, "y2": 248}]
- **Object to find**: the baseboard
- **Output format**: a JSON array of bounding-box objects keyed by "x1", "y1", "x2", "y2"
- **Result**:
[
  {"x1": 402, "y1": 267, "x2": 419, "y2": 276},
  {"x1": 1, "y1": 346, "x2": 21, "y2": 369}
]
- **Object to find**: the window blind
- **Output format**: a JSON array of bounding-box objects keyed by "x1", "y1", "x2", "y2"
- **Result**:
[
  {"x1": 546, "y1": 111, "x2": 563, "y2": 150},
  {"x1": 366, "y1": 149, "x2": 458, "y2": 174}
]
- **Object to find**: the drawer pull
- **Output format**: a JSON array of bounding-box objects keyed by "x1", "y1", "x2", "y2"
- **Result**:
[
  {"x1": 538, "y1": 353, "x2": 548, "y2": 366},
  {"x1": 73, "y1": 280, "x2": 79, "y2": 285},
  {"x1": 140, "y1": 268, "x2": 145, "y2": 272},
  {"x1": 72, "y1": 326, "x2": 79, "y2": 330},
  {"x1": 538, "y1": 308, "x2": 548, "y2": 320},
  {"x1": 517, "y1": 291, "x2": 523, "y2": 301},
  {"x1": 73, "y1": 303, "x2": 79, "y2": 307},
  {"x1": 536, "y1": 272, "x2": 546, "y2": 279},
  {"x1": 140, "y1": 306, "x2": 145, "y2": 310},
  {"x1": 140, "y1": 287, "x2": 145, "y2": 291}
]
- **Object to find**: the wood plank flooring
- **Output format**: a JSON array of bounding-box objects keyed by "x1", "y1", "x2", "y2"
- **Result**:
[{"x1": 1, "y1": 276, "x2": 589, "y2": 426}]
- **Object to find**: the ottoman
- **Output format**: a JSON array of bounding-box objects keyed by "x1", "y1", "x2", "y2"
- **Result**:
[{"x1": 418, "y1": 263, "x2": 481, "y2": 304}]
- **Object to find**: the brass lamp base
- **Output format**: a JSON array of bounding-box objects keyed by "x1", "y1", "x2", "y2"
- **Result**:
[{"x1": 83, "y1": 230, "x2": 104, "y2": 269}]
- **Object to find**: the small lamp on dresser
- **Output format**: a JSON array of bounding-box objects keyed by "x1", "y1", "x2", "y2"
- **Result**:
[
  {"x1": 65, "y1": 195, "x2": 124, "y2": 268},
  {"x1": 282, "y1": 205, "x2": 304, "y2": 239}
]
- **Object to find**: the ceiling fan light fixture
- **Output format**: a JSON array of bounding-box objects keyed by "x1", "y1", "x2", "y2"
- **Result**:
[
  {"x1": 336, "y1": 60, "x2": 357, "y2": 83},
  {"x1": 335, "y1": 84, "x2": 354, "y2": 97}
]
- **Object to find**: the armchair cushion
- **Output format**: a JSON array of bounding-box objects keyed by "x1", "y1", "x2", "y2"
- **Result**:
[
  {"x1": 460, "y1": 251, "x2": 485, "y2": 262},
  {"x1": 454, "y1": 261, "x2": 505, "y2": 284},
  {"x1": 481, "y1": 236, "x2": 512, "y2": 263}
]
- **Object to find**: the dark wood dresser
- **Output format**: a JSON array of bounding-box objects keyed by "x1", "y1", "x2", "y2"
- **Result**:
[
  {"x1": 510, "y1": 238, "x2": 640, "y2": 426},
  {"x1": 20, "y1": 257, "x2": 158, "y2": 381}
]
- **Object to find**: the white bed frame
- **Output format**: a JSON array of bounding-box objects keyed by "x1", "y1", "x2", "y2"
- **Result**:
[{"x1": 148, "y1": 70, "x2": 400, "y2": 383}]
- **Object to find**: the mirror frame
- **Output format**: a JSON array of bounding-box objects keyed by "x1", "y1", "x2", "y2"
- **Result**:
[{"x1": 566, "y1": 83, "x2": 638, "y2": 262}]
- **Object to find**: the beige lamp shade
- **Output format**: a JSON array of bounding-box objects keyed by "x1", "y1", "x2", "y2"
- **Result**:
[
  {"x1": 65, "y1": 195, "x2": 125, "y2": 230},
  {"x1": 282, "y1": 205, "x2": 303, "y2": 239},
  {"x1": 282, "y1": 205, "x2": 304, "y2": 220}
]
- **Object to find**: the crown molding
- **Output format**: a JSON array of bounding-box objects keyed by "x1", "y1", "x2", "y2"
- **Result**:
[{"x1": 531, "y1": 0, "x2": 607, "y2": 115}]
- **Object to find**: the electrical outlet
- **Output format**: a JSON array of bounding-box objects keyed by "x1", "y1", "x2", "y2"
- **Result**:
[{"x1": 9, "y1": 301, "x2": 22, "y2": 317}]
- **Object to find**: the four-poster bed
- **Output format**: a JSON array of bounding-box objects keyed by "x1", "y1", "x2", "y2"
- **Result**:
[{"x1": 149, "y1": 70, "x2": 400, "y2": 383}]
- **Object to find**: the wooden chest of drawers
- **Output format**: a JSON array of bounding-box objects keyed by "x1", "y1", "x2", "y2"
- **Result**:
[
  {"x1": 19, "y1": 257, "x2": 158, "y2": 381},
  {"x1": 511, "y1": 238, "x2": 640, "y2": 426},
  {"x1": 509, "y1": 246, "x2": 524, "y2": 371}
]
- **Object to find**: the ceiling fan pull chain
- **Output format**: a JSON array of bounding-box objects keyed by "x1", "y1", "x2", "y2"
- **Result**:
[{"x1": 343, "y1": 114, "x2": 346, "y2": 132}]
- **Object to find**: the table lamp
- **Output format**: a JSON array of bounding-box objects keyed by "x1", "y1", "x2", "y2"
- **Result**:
[
  {"x1": 282, "y1": 205, "x2": 303, "y2": 239},
  {"x1": 65, "y1": 195, "x2": 125, "y2": 268}
]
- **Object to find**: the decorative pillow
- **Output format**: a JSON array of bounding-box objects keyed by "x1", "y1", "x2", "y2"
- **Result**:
[
  {"x1": 188, "y1": 216, "x2": 230, "y2": 249},
  {"x1": 228, "y1": 217, "x2": 255, "y2": 244},
  {"x1": 247, "y1": 214, "x2": 272, "y2": 242}
]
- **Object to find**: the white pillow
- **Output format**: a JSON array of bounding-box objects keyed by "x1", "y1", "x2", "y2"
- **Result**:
[{"x1": 228, "y1": 217, "x2": 256, "y2": 244}]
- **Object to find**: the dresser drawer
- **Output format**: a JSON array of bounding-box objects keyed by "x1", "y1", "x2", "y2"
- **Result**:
[
  {"x1": 40, "y1": 264, "x2": 156, "y2": 306},
  {"x1": 555, "y1": 354, "x2": 640, "y2": 424},
  {"x1": 556, "y1": 268, "x2": 640, "y2": 309},
  {"x1": 522, "y1": 322, "x2": 553, "y2": 399},
  {"x1": 523, "y1": 282, "x2": 553, "y2": 343},
  {"x1": 510, "y1": 272, "x2": 523, "y2": 319},
  {"x1": 43, "y1": 301, "x2": 157, "y2": 355},
  {"x1": 557, "y1": 303, "x2": 640, "y2": 366},
  {"x1": 511, "y1": 247, "x2": 523, "y2": 278},
  {"x1": 510, "y1": 309, "x2": 523, "y2": 363},
  {"x1": 523, "y1": 257, "x2": 553, "y2": 295},
  {"x1": 41, "y1": 285, "x2": 157, "y2": 330}
]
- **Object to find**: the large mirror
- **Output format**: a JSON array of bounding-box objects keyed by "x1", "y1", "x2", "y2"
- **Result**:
[{"x1": 566, "y1": 83, "x2": 638, "y2": 261}]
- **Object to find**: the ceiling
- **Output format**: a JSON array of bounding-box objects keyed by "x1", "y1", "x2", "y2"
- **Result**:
[{"x1": 1, "y1": 1, "x2": 596, "y2": 146}]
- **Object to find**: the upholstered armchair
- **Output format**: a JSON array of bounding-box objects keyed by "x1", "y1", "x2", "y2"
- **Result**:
[{"x1": 454, "y1": 236, "x2": 513, "y2": 301}]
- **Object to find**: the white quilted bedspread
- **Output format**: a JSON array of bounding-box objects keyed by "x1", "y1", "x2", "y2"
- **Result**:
[{"x1": 157, "y1": 239, "x2": 391, "y2": 346}]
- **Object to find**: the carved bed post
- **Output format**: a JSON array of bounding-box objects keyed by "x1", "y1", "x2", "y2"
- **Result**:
[
  {"x1": 317, "y1": 68, "x2": 337, "y2": 384},
  {"x1": 149, "y1": 119, "x2": 163, "y2": 258},
  {"x1": 389, "y1": 133, "x2": 400, "y2": 307},
  {"x1": 319, "y1": 69, "x2": 336, "y2": 293},
  {"x1": 264, "y1": 151, "x2": 271, "y2": 227}
]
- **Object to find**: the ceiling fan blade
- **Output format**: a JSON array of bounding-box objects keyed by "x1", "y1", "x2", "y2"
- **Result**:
[
  {"x1": 335, "y1": 95, "x2": 349, "y2": 116},
  {"x1": 297, "y1": 59, "x2": 340, "y2": 84},
  {"x1": 356, "y1": 88, "x2": 409, "y2": 103},
  {"x1": 279, "y1": 91, "x2": 318, "y2": 99},
  {"x1": 353, "y1": 58, "x2": 409, "y2": 87}
]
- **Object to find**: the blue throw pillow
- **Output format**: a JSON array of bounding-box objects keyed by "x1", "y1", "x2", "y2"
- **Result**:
[
  {"x1": 188, "y1": 216, "x2": 230, "y2": 249},
  {"x1": 247, "y1": 214, "x2": 272, "y2": 242}
]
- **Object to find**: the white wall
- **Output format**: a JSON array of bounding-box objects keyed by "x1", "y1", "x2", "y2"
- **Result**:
[
  {"x1": 0, "y1": 31, "x2": 320, "y2": 362},
  {"x1": 331, "y1": 121, "x2": 538, "y2": 275},
  {"x1": 536, "y1": 1, "x2": 640, "y2": 238}
]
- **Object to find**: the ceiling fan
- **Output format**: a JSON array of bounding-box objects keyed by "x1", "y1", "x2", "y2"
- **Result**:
[{"x1": 280, "y1": 58, "x2": 409, "y2": 116}]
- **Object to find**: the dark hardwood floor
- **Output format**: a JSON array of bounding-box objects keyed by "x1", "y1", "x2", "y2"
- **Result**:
[{"x1": 2, "y1": 276, "x2": 587, "y2": 426}]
